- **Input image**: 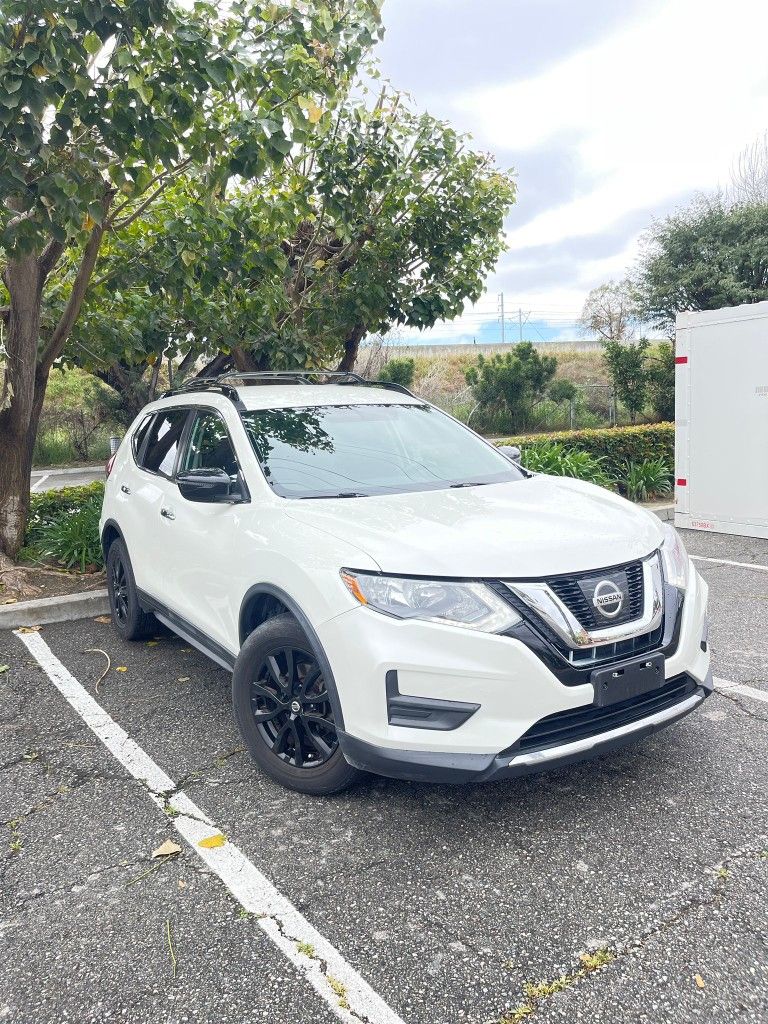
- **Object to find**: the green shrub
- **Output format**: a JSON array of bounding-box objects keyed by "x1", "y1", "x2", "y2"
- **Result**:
[
  {"x1": 520, "y1": 442, "x2": 615, "y2": 489},
  {"x1": 496, "y1": 423, "x2": 674, "y2": 480},
  {"x1": 24, "y1": 482, "x2": 105, "y2": 571},
  {"x1": 33, "y1": 429, "x2": 77, "y2": 466},
  {"x1": 623, "y1": 458, "x2": 672, "y2": 502},
  {"x1": 378, "y1": 358, "x2": 416, "y2": 389}
]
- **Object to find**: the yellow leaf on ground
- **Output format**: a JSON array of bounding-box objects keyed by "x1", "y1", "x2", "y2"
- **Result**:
[
  {"x1": 2, "y1": 598, "x2": 18, "y2": 605},
  {"x1": 198, "y1": 834, "x2": 226, "y2": 849},
  {"x1": 177, "y1": 677, "x2": 190, "y2": 682},
  {"x1": 152, "y1": 839, "x2": 182, "y2": 859},
  {"x1": 94, "y1": 615, "x2": 111, "y2": 624},
  {"x1": 17, "y1": 625, "x2": 42, "y2": 633},
  {"x1": 115, "y1": 666, "x2": 127, "y2": 672},
  {"x1": 694, "y1": 974, "x2": 706, "y2": 989},
  {"x1": 146, "y1": 641, "x2": 159, "y2": 646}
]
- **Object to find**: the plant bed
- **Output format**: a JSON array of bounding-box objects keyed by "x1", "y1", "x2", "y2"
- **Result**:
[{"x1": 0, "y1": 564, "x2": 106, "y2": 605}]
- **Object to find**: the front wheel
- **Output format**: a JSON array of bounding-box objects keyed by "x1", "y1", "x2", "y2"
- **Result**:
[{"x1": 232, "y1": 614, "x2": 359, "y2": 795}]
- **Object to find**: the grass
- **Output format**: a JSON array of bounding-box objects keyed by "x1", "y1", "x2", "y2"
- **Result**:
[{"x1": 499, "y1": 948, "x2": 616, "y2": 1022}]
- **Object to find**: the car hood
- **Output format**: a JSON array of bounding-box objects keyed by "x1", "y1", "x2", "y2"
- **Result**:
[{"x1": 284, "y1": 475, "x2": 665, "y2": 579}]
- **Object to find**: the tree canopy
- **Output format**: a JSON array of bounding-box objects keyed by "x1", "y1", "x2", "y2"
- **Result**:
[
  {"x1": 60, "y1": 90, "x2": 515, "y2": 411},
  {"x1": 633, "y1": 197, "x2": 768, "y2": 333},
  {"x1": 579, "y1": 280, "x2": 637, "y2": 342}
]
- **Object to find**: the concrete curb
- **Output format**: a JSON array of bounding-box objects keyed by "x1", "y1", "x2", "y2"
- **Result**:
[
  {"x1": 0, "y1": 589, "x2": 109, "y2": 629},
  {"x1": 643, "y1": 502, "x2": 674, "y2": 522}
]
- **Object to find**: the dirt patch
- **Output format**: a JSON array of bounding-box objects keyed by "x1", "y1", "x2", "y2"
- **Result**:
[{"x1": 0, "y1": 565, "x2": 106, "y2": 603}]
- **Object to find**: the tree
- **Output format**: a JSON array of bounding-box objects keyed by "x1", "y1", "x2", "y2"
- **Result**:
[
  {"x1": 579, "y1": 281, "x2": 637, "y2": 342},
  {"x1": 730, "y1": 131, "x2": 768, "y2": 204},
  {"x1": 646, "y1": 341, "x2": 675, "y2": 422},
  {"x1": 602, "y1": 339, "x2": 649, "y2": 425},
  {"x1": 0, "y1": 0, "x2": 381, "y2": 562},
  {"x1": 62, "y1": 90, "x2": 515, "y2": 404},
  {"x1": 633, "y1": 197, "x2": 768, "y2": 334},
  {"x1": 465, "y1": 343, "x2": 557, "y2": 433}
]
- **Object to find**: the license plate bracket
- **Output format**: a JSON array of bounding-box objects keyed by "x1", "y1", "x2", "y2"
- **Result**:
[{"x1": 591, "y1": 653, "x2": 665, "y2": 707}]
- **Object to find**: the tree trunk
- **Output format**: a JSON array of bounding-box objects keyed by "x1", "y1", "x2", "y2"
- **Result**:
[
  {"x1": 337, "y1": 323, "x2": 366, "y2": 373},
  {"x1": 0, "y1": 255, "x2": 43, "y2": 560}
]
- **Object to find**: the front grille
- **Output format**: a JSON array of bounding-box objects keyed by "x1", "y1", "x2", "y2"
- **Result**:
[
  {"x1": 547, "y1": 559, "x2": 645, "y2": 630},
  {"x1": 509, "y1": 674, "x2": 698, "y2": 754},
  {"x1": 566, "y1": 625, "x2": 664, "y2": 667}
]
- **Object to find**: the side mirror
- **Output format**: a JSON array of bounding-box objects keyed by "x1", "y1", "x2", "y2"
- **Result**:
[
  {"x1": 498, "y1": 445, "x2": 522, "y2": 464},
  {"x1": 177, "y1": 468, "x2": 233, "y2": 503}
]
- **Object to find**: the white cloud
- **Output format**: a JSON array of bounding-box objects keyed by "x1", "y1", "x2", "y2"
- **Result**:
[{"x1": 456, "y1": 0, "x2": 768, "y2": 251}]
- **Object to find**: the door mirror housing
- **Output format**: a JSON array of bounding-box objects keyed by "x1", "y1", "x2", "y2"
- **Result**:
[
  {"x1": 498, "y1": 444, "x2": 522, "y2": 464},
  {"x1": 177, "y1": 468, "x2": 234, "y2": 503}
]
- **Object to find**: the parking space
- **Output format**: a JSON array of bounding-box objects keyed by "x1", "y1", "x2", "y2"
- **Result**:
[{"x1": 1, "y1": 529, "x2": 767, "y2": 1024}]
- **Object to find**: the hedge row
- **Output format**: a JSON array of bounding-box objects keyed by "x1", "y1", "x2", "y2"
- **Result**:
[
  {"x1": 495, "y1": 423, "x2": 674, "y2": 479},
  {"x1": 27, "y1": 481, "x2": 105, "y2": 533}
]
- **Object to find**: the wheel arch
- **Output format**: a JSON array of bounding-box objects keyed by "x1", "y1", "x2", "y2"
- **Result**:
[
  {"x1": 238, "y1": 584, "x2": 345, "y2": 730},
  {"x1": 101, "y1": 519, "x2": 124, "y2": 560}
]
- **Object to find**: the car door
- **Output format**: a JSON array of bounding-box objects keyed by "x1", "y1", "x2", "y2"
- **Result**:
[
  {"x1": 160, "y1": 407, "x2": 250, "y2": 656},
  {"x1": 127, "y1": 406, "x2": 191, "y2": 603}
]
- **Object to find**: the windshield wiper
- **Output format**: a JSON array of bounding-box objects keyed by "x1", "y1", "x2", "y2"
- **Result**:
[
  {"x1": 449, "y1": 481, "x2": 494, "y2": 489},
  {"x1": 300, "y1": 491, "x2": 369, "y2": 499}
]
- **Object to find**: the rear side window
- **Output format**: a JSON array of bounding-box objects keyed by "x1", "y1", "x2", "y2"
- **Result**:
[
  {"x1": 131, "y1": 414, "x2": 154, "y2": 463},
  {"x1": 140, "y1": 409, "x2": 189, "y2": 477}
]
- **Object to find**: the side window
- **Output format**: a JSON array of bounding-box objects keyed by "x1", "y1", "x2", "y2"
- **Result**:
[
  {"x1": 141, "y1": 409, "x2": 189, "y2": 477},
  {"x1": 180, "y1": 412, "x2": 239, "y2": 478},
  {"x1": 131, "y1": 414, "x2": 154, "y2": 464}
]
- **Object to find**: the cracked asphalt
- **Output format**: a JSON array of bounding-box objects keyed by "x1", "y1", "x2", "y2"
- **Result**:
[{"x1": 1, "y1": 528, "x2": 767, "y2": 1024}]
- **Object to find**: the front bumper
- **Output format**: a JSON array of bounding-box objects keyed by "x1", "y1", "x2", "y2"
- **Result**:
[
  {"x1": 339, "y1": 672, "x2": 712, "y2": 784},
  {"x1": 317, "y1": 565, "x2": 711, "y2": 783}
]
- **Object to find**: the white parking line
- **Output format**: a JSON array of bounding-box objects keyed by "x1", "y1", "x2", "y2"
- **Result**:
[
  {"x1": 15, "y1": 628, "x2": 406, "y2": 1024},
  {"x1": 30, "y1": 474, "x2": 49, "y2": 492},
  {"x1": 692, "y1": 555, "x2": 768, "y2": 573},
  {"x1": 714, "y1": 676, "x2": 768, "y2": 704}
]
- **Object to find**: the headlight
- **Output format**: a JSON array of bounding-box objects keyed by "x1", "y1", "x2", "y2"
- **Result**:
[
  {"x1": 660, "y1": 523, "x2": 690, "y2": 590},
  {"x1": 340, "y1": 570, "x2": 521, "y2": 633}
]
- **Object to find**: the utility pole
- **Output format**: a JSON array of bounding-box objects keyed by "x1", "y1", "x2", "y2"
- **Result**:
[{"x1": 498, "y1": 292, "x2": 506, "y2": 344}]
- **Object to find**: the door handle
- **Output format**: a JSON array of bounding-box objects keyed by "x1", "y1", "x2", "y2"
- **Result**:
[
  {"x1": 160, "y1": 507, "x2": 175, "y2": 520},
  {"x1": 120, "y1": 484, "x2": 131, "y2": 494}
]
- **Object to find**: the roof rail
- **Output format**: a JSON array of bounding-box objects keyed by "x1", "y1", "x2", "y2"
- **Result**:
[{"x1": 161, "y1": 369, "x2": 418, "y2": 403}]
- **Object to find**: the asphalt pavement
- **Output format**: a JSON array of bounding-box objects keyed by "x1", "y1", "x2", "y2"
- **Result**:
[
  {"x1": 1, "y1": 528, "x2": 766, "y2": 1024},
  {"x1": 30, "y1": 466, "x2": 104, "y2": 492}
]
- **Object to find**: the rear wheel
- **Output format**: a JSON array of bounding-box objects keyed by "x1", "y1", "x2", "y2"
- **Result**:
[
  {"x1": 106, "y1": 539, "x2": 155, "y2": 641},
  {"x1": 232, "y1": 614, "x2": 359, "y2": 795}
]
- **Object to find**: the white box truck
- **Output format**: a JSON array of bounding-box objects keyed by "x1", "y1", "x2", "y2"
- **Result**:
[{"x1": 675, "y1": 301, "x2": 768, "y2": 539}]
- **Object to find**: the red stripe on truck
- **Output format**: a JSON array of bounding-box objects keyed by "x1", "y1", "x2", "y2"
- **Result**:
[
  {"x1": 677, "y1": 478, "x2": 687, "y2": 486},
  {"x1": 675, "y1": 356, "x2": 688, "y2": 364}
]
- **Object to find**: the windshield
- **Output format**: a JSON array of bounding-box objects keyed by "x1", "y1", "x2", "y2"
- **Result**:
[{"x1": 241, "y1": 403, "x2": 523, "y2": 499}]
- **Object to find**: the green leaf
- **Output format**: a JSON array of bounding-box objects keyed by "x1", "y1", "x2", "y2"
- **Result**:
[{"x1": 84, "y1": 32, "x2": 102, "y2": 56}]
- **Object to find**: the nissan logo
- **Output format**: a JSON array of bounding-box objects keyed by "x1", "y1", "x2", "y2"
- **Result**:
[{"x1": 592, "y1": 580, "x2": 624, "y2": 618}]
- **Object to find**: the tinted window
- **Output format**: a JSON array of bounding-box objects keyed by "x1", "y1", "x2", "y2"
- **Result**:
[
  {"x1": 141, "y1": 409, "x2": 189, "y2": 477},
  {"x1": 131, "y1": 414, "x2": 154, "y2": 463},
  {"x1": 241, "y1": 403, "x2": 522, "y2": 498},
  {"x1": 180, "y1": 412, "x2": 238, "y2": 478}
]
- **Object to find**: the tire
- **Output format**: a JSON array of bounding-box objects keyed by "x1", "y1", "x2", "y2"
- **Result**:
[
  {"x1": 232, "y1": 614, "x2": 359, "y2": 795},
  {"x1": 106, "y1": 539, "x2": 156, "y2": 641}
]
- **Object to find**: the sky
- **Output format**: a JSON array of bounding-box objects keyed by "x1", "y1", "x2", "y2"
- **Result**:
[{"x1": 374, "y1": 0, "x2": 768, "y2": 344}]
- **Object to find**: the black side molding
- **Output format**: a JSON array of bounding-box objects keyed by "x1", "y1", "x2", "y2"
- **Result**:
[
  {"x1": 385, "y1": 670, "x2": 479, "y2": 731},
  {"x1": 137, "y1": 590, "x2": 236, "y2": 671}
]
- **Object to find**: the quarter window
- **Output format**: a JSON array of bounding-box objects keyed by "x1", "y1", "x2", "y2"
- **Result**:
[
  {"x1": 141, "y1": 409, "x2": 189, "y2": 477},
  {"x1": 131, "y1": 414, "x2": 154, "y2": 464}
]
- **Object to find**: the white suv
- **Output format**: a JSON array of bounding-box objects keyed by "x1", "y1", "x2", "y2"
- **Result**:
[{"x1": 100, "y1": 371, "x2": 712, "y2": 795}]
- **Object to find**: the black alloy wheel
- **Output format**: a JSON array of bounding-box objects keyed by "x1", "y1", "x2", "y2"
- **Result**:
[
  {"x1": 250, "y1": 644, "x2": 338, "y2": 768},
  {"x1": 232, "y1": 614, "x2": 360, "y2": 794}
]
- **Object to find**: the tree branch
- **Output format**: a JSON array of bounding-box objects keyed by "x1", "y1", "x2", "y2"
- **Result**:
[{"x1": 38, "y1": 197, "x2": 111, "y2": 373}]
